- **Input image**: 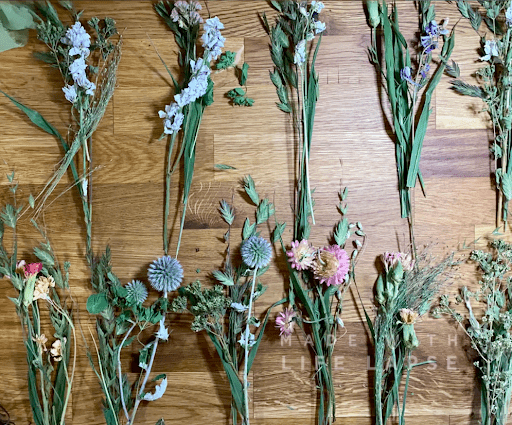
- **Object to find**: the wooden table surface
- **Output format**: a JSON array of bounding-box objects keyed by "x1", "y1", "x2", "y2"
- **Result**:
[{"x1": 0, "y1": 1, "x2": 502, "y2": 424}]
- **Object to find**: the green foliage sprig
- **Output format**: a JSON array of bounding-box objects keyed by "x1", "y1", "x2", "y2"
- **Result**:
[
  {"x1": 435, "y1": 239, "x2": 512, "y2": 425},
  {"x1": 86, "y1": 248, "x2": 171, "y2": 425},
  {"x1": 449, "y1": 1, "x2": 512, "y2": 226},
  {"x1": 264, "y1": 0, "x2": 326, "y2": 241}
]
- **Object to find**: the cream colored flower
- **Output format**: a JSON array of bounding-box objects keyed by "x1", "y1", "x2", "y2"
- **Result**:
[
  {"x1": 400, "y1": 308, "x2": 419, "y2": 325},
  {"x1": 33, "y1": 334, "x2": 48, "y2": 352},
  {"x1": 50, "y1": 338, "x2": 64, "y2": 361},
  {"x1": 33, "y1": 276, "x2": 55, "y2": 301},
  {"x1": 312, "y1": 250, "x2": 339, "y2": 280}
]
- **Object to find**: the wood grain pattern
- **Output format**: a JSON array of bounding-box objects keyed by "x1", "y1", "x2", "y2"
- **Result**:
[{"x1": 0, "y1": 1, "x2": 510, "y2": 424}]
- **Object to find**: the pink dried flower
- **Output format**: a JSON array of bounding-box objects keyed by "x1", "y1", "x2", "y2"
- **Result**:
[
  {"x1": 276, "y1": 307, "x2": 296, "y2": 337},
  {"x1": 382, "y1": 252, "x2": 414, "y2": 272},
  {"x1": 286, "y1": 239, "x2": 315, "y2": 271},
  {"x1": 25, "y1": 262, "x2": 43, "y2": 277},
  {"x1": 313, "y1": 245, "x2": 350, "y2": 287}
]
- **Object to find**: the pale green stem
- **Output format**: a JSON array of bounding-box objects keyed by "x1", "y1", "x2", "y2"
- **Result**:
[
  {"x1": 118, "y1": 322, "x2": 137, "y2": 421},
  {"x1": 47, "y1": 298, "x2": 77, "y2": 425},
  {"x1": 299, "y1": 65, "x2": 315, "y2": 226},
  {"x1": 128, "y1": 292, "x2": 167, "y2": 425},
  {"x1": 175, "y1": 112, "x2": 204, "y2": 259},
  {"x1": 243, "y1": 267, "x2": 258, "y2": 425}
]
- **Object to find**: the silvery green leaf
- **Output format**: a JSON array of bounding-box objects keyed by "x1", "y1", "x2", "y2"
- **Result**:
[
  {"x1": 6, "y1": 171, "x2": 14, "y2": 183},
  {"x1": 243, "y1": 175, "x2": 260, "y2": 205},
  {"x1": 8, "y1": 296, "x2": 20, "y2": 306},
  {"x1": 354, "y1": 239, "x2": 362, "y2": 248},
  {"x1": 219, "y1": 200, "x2": 235, "y2": 225},
  {"x1": 242, "y1": 218, "x2": 256, "y2": 240},
  {"x1": 256, "y1": 199, "x2": 275, "y2": 224},
  {"x1": 502, "y1": 173, "x2": 512, "y2": 200},
  {"x1": 355, "y1": 230, "x2": 365, "y2": 236},
  {"x1": 28, "y1": 194, "x2": 35, "y2": 208},
  {"x1": 351, "y1": 250, "x2": 358, "y2": 259},
  {"x1": 356, "y1": 222, "x2": 363, "y2": 230},
  {"x1": 212, "y1": 270, "x2": 234, "y2": 286},
  {"x1": 334, "y1": 218, "x2": 349, "y2": 246},
  {"x1": 155, "y1": 419, "x2": 165, "y2": 425},
  {"x1": 272, "y1": 222, "x2": 286, "y2": 243},
  {"x1": 214, "y1": 164, "x2": 236, "y2": 170}
]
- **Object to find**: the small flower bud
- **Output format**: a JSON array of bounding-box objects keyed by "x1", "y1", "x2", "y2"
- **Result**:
[{"x1": 366, "y1": 1, "x2": 380, "y2": 28}]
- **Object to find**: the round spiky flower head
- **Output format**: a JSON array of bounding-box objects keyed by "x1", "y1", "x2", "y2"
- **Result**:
[
  {"x1": 148, "y1": 256, "x2": 183, "y2": 293},
  {"x1": 126, "y1": 280, "x2": 148, "y2": 305},
  {"x1": 241, "y1": 236, "x2": 272, "y2": 269}
]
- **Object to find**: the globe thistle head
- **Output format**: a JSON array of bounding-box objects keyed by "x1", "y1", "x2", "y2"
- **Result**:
[
  {"x1": 148, "y1": 256, "x2": 183, "y2": 293},
  {"x1": 125, "y1": 280, "x2": 148, "y2": 305},
  {"x1": 241, "y1": 236, "x2": 272, "y2": 269}
]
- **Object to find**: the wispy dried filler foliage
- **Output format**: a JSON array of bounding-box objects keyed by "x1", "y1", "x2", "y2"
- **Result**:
[
  {"x1": 370, "y1": 250, "x2": 457, "y2": 425},
  {"x1": 435, "y1": 239, "x2": 512, "y2": 425},
  {"x1": 449, "y1": 1, "x2": 512, "y2": 226}
]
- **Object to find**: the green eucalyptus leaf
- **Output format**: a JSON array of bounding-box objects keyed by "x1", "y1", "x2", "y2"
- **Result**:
[{"x1": 86, "y1": 293, "x2": 109, "y2": 314}]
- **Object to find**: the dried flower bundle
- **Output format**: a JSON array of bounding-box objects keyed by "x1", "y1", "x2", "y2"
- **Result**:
[
  {"x1": 369, "y1": 250, "x2": 456, "y2": 425},
  {"x1": 366, "y1": 0, "x2": 454, "y2": 250},
  {"x1": 448, "y1": 1, "x2": 512, "y2": 226},
  {"x1": 263, "y1": 0, "x2": 326, "y2": 240},
  {"x1": 277, "y1": 187, "x2": 364, "y2": 425},
  {"x1": 86, "y1": 248, "x2": 181, "y2": 425},
  {"x1": 0, "y1": 1, "x2": 121, "y2": 264},
  {"x1": 155, "y1": 0, "x2": 226, "y2": 257},
  {"x1": 172, "y1": 177, "x2": 285, "y2": 425},
  {"x1": 435, "y1": 239, "x2": 512, "y2": 425},
  {"x1": 0, "y1": 173, "x2": 76, "y2": 425}
]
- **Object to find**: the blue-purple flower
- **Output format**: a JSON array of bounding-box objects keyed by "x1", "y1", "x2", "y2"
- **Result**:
[
  {"x1": 400, "y1": 66, "x2": 417, "y2": 86},
  {"x1": 421, "y1": 20, "x2": 448, "y2": 54},
  {"x1": 159, "y1": 103, "x2": 185, "y2": 135},
  {"x1": 311, "y1": 1, "x2": 325, "y2": 14},
  {"x1": 420, "y1": 63, "x2": 431, "y2": 79},
  {"x1": 148, "y1": 256, "x2": 183, "y2": 293}
]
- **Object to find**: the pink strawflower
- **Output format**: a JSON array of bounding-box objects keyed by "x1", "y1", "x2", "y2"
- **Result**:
[
  {"x1": 25, "y1": 262, "x2": 43, "y2": 277},
  {"x1": 276, "y1": 307, "x2": 296, "y2": 337},
  {"x1": 286, "y1": 239, "x2": 315, "y2": 271},
  {"x1": 382, "y1": 252, "x2": 414, "y2": 272},
  {"x1": 314, "y1": 245, "x2": 350, "y2": 287}
]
